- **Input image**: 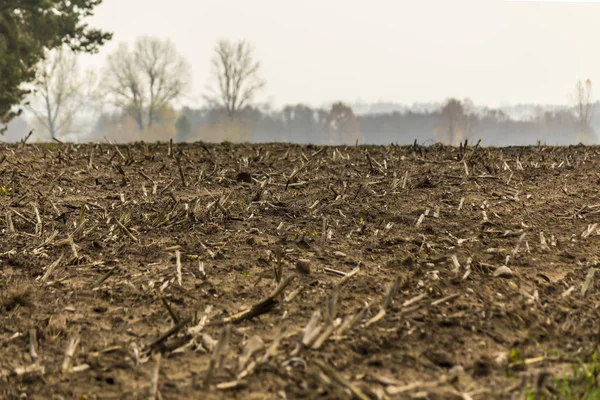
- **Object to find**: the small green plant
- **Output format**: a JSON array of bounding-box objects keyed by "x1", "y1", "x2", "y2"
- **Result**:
[
  {"x1": 524, "y1": 391, "x2": 535, "y2": 400},
  {"x1": 508, "y1": 348, "x2": 522, "y2": 364},
  {"x1": 0, "y1": 186, "x2": 7, "y2": 196},
  {"x1": 547, "y1": 352, "x2": 600, "y2": 399}
]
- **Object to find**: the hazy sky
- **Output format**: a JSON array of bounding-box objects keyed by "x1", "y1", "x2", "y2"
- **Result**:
[{"x1": 80, "y1": 0, "x2": 600, "y2": 109}]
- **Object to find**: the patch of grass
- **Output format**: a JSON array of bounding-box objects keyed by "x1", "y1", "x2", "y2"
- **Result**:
[
  {"x1": 552, "y1": 353, "x2": 600, "y2": 400},
  {"x1": 525, "y1": 352, "x2": 600, "y2": 400}
]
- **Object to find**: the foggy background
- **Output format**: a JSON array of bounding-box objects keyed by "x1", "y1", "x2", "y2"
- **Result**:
[{"x1": 3, "y1": 0, "x2": 599, "y2": 146}]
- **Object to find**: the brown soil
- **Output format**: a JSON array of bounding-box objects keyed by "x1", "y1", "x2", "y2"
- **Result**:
[{"x1": 1, "y1": 141, "x2": 599, "y2": 400}]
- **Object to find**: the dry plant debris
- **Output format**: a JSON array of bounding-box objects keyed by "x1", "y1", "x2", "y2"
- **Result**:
[{"x1": 1, "y1": 141, "x2": 600, "y2": 399}]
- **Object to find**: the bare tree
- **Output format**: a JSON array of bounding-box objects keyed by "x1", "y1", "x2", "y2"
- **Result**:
[
  {"x1": 323, "y1": 102, "x2": 360, "y2": 145},
  {"x1": 435, "y1": 98, "x2": 470, "y2": 146},
  {"x1": 462, "y1": 97, "x2": 477, "y2": 140},
  {"x1": 572, "y1": 79, "x2": 593, "y2": 134},
  {"x1": 205, "y1": 40, "x2": 265, "y2": 117},
  {"x1": 26, "y1": 46, "x2": 93, "y2": 139},
  {"x1": 103, "y1": 36, "x2": 190, "y2": 131}
]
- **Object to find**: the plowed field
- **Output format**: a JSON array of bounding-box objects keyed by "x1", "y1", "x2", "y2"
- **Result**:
[{"x1": 1, "y1": 141, "x2": 600, "y2": 399}]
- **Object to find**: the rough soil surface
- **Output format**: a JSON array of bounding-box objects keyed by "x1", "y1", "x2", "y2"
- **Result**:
[{"x1": 1, "y1": 141, "x2": 600, "y2": 400}]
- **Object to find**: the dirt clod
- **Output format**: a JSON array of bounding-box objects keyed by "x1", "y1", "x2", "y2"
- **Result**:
[{"x1": 295, "y1": 259, "x2": 311, "y2": 275}]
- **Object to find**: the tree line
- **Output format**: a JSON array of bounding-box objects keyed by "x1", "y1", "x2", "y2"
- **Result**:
[{"x1": 171, "y1": 98, "x2": 596, "y2": 146}]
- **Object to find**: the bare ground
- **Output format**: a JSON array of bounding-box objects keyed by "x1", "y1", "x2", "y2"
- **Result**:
[{"x1": 1, "y1": 141, "x2": 600, "y2": 399}]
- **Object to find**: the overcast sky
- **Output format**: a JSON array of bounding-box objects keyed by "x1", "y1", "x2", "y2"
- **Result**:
[{"x1": 81, "y1": 0, "x2": 600, "y2": 109}]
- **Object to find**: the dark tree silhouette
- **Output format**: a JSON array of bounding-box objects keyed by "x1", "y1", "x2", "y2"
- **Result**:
[{"x1": 0, "y1": 0, "x2": 111, "y2": 131}]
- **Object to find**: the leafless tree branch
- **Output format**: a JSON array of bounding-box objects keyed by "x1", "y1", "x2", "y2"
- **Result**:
[
  {"x1": 25, "y1": 46, "x2": 92, "y2": 139},
  {"x1": 103, "y1": 37, "x2": 190, "y2": 131},
  {"x1": 204, "y1": 40, "x2": 265, "y2": 118},
  {"x1": 572, "y1": 79, "x2": 593, "y2": 134}
]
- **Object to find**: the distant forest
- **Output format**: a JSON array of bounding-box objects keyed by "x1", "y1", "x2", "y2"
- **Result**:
[{"x1": 3, "y1": 100, "x2": 599, "y2": 146}]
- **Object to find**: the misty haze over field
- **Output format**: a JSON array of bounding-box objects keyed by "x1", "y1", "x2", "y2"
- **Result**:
[{"x1": 3, "y1": 0, "x2": 600, "y2": 146}]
